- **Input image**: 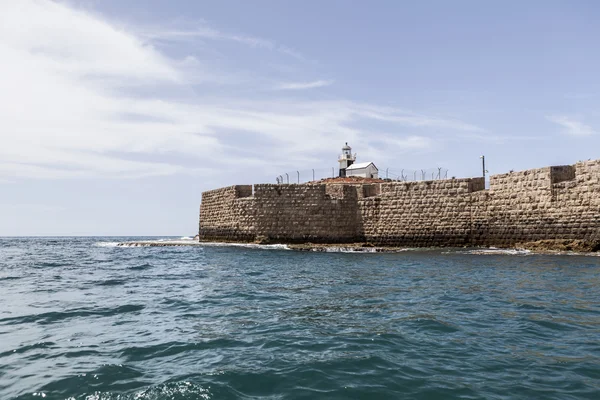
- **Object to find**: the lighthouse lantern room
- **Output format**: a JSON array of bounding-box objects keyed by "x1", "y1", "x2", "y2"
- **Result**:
[{"x1": 338, "y1": 142, "x2": 356, "y2": 177}]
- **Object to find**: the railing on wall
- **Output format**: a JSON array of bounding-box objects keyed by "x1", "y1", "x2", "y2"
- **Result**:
[
  {"x1": 275, "y1": 167, "x2": 450, "y2": 184},
  {"x1": 382, "y1": 167, "x2": 450, "y2": 182}
]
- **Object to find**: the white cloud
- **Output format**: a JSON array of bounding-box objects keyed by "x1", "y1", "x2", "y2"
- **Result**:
[
  {"x1": 547, "y1": 116, "x2": 595, "y2": 136},
  {"x1": 357, "y1": 106, "x2": 484, "y2": 132},
  {"x1": 0, "y1": 1, "x2": 179, "y2": 84},
  {"x1": 142, "y1": 25, "x2": 309, "y2": 62},
  {"x1": 456, "y1": 133, "x2": 542, "y2": 143},
  {"x1": 0, "y1": 0, "x2": 482, "y2": 180},
  {"x1": 276, "y1": 80, "x2": 334, "y2": 90},
  {"x1": 0, "y1": 203, "x2": 66, "y2": 212},
  {"x1": 389, "y1": 135, "x2": 433, "y2": 150},
  {"x1": 145, "y1": 27, "x2": 274, "y2": 49}
]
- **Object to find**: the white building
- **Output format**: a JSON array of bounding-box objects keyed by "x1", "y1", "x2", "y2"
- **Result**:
[{"x1": 346, "y1": 162, "x2": 379, "y2": 179}]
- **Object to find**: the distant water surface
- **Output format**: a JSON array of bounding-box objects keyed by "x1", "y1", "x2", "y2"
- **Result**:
[{"x1": 1, "y1": 237, "x2": 599, "y2": 399}]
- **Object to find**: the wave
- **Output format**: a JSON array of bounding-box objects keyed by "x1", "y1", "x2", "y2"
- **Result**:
[
  {"x1": 449, "y1": 248, "x2": 532, "y2": 255},
  {"x1": 94, "y1": 242, "x2": 120, "y2": 248},
  {"x1": 0, "y1": 304, "x2": 145, "y2": 326},
  {"x1": 449, "y1": 247, "x2": 600, "y2": 256},
  {"x1": 128, "y1": 263, "x2": 153, "y2": 270},
  {"x1": 200, "y1": 242, "x2": 290, "y2": 250},
  {"x1": 95, "y1": 239, "x2": 191, "y2": 248},
  {"x1": 31, "y1": 381, "x2": 211, "y2": 400},
  {"x1": 563, "y1": 251, "x2": 600, "y2": 257},
  {"x1": 114, "y1": 240, "x2": 290, "y2": 250},
  {"x1": 316, "y1": 246, "x2": 415, "y2": 253}
]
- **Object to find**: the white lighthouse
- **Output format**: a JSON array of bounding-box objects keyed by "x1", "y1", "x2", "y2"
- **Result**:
[{"x1": 338, "y1": 142, "x2": 356, "y2": 177}]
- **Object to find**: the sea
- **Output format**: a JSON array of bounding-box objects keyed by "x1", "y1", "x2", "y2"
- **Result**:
[{"x1": 1, "y1": 237, "x2": 599, "y2": 400}]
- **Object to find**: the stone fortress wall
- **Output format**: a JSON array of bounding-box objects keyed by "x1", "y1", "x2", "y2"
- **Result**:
[{"x1": 198, "y1": 159, "x2": 600, "y2": 247}]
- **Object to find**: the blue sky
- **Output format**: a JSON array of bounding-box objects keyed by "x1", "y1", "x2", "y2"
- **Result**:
[{"x1": 1, "y1": 0, "x2": 599, "y2": 235}]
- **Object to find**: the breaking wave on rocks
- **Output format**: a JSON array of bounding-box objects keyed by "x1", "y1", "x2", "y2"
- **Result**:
[
  {"x1": 94, "y1": 241, "x2": 120, "y2": 248},
  {"x1": 103, "y1": 239, "x2": 291, "y2": 251},
  {"x1": 314, "y1": 246, "x2": 418, "y2": 253},
  {"x1": 450, "y1": 247, "x2": 532, "y2": 256},
  {"x1": 93, "y1": 240, "x2": 600, "y2": 256},
  {"x1": 448, "y1": 247, "x2": 600, "y2": 257},
  {"x1": 199, "y1": 242, "x2": 291, "y2": 250}
]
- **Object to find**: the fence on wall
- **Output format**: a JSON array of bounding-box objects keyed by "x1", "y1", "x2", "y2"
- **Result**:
[{"x1": 275, "y1": 167, "x2": 450, "y2": 184}]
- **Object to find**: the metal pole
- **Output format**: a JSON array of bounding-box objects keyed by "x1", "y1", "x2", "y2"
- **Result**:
[
  {"x1": 285, "y1": 173, "x2": 289, "y2": 184},
  {"x1": 297, "y1": 171, "x2": 300, "y2": 184},
  {"x1": 480, "y1": 155, "x2": 486, "y2": 179},
  {"x1": 386, "y1": 168, "x2": 389, "y2": 179},
  {"x1": 312, "y1": 169, "x2": 315, "y2": 181},
  {"x1": 332, "y1": 167, "x2": 334, "y2": 178}
]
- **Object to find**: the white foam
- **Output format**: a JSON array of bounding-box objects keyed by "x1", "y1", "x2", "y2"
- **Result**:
[
  {"x1": 321, "y1": 247, "x2": 378, "y2": 253},
  {"x1": 114, "y1": 240, "x2": 291, "y2": 250},
  {"x1": 449, "y1": 247, "x2": 600, "y2": 256},
  {"x1": 459, "y1": 248, "x2": 531, "y2": 255},
  {"x1": 199, "y1": 242, "x2": 291, "y2": 250},
  {"x1": 94, "y1": 242, "x2": 120, "y2": 248},
  {"x1": 568, "y1": 252, "x2": 600, "y2": 257},
  {"x1": 317, "y1": 247, "x2": 415, "y2": 253},
  {"x1": 180, "y1": 236, "x2": 193, "y2": 240}
]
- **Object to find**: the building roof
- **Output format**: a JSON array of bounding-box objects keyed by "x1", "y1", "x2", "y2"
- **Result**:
[
  {"x1": 314, "y1": 176, "x2": 385, "y2": 184},
  {"x1": 346, "y1": 162, "x2": 378, "y2": 171}
]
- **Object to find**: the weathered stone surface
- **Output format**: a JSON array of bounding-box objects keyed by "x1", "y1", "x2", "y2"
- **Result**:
[
  {"x1": 198, "y1": 160, "x2": 600, "y2": 249},
  {"x1": 515, "y1": 239, "x2": 600, "y2": 252}
]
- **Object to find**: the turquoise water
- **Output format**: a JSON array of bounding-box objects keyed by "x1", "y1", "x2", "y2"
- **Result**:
[{"x1": 1, "y1": 237, "x2": 599, "y2": 399}]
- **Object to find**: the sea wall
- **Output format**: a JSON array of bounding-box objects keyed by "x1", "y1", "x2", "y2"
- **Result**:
[
  {"x1": 197, "y1": 185, "x2": 255, "y2": 242},
  {"x1": 199, "y1": 183, "x2": 362, "y2": 243},
  {"x1": 250, "y1": 184, "x2": 361, "y2": 243},
  {"x1": 470, "y1": 161, "x2": 600, "y2": 247},
  {"x1": 198, "y1": 159, "x2": 600, "y2": 247},
  {"x1": 359, "y1": 178, "x2": 483, "y2": 247}
]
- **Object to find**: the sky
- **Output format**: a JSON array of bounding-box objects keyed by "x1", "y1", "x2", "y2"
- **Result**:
[{"x1": 1, "y1": 0, "x2": 599, "y2": 235}]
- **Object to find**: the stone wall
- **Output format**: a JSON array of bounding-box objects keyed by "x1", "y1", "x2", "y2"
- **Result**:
[
  {"x1": 251, "y1": 184, "x2": 361, "y2": 243},
  {"x1": 199, "y1": 183, "x2": 362, "y2": 243},
  {"x1": 198, "y1": 159, "x2": 600, "y2": 247},
  {"x1": 359, "y1": 178, "x2": 483, "y2": 247},
  {"x1": 198, "y1": 185, "x2": 255, "y2": 242},
  {"x1": 469, "y1": 160, "x2": 600, "y2": 247}
]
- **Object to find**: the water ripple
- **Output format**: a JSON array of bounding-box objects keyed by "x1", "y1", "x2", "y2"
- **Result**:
[
  {"x1": 0, "y1": 305, "x2": 145, "y2": 326},
  {"x1": 0, "y1": 237, "x2": 599, "y2": 399}
]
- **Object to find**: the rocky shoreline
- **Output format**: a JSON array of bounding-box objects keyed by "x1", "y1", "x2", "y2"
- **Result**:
[
  {"x1": 287, "y1": 239, "x2": 600, "y2": 254},
  {"x1": 115, "y1": 238, "x2": 600, "y2": 254},
  {"x1": 514, "y1": 239, "x2": 600, "y2": 253}
]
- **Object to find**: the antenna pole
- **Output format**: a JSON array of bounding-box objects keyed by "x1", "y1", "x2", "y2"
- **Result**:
[{"x1": 480, "y1": 155, "x2": 486, "y2": 179}]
